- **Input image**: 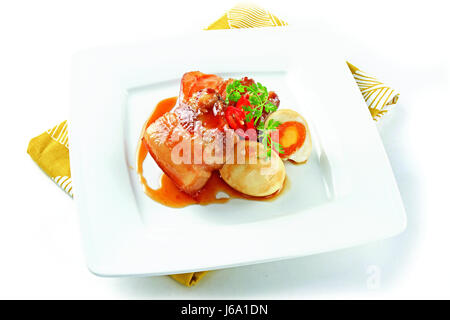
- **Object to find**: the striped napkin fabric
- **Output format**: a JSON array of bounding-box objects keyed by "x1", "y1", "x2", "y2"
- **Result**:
[{"x1": 27, "y1": 3, "x2": 399, "y2": 287}]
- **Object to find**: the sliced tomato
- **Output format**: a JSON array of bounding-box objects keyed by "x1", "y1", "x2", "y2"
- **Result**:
[
  {"x1": 236, "y1": 95, "x2": 256, "y2": 129},
  {"x1": 228, "y1": 95, "x2": 259, "y2": 140},
  {"x1": 246, "y1": 118, "x2": 255, "y2": 130},
  {"x1": 236, "y1": 95, "x2": 250, "y2": 110},
  {"x1": 225, "y1": 106, "x2": 246, "y2": 130}
]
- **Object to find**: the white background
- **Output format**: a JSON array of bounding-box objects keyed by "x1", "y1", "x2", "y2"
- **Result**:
[{"x1": 0, "y1": 0, "x2": 449, "y2": 299}]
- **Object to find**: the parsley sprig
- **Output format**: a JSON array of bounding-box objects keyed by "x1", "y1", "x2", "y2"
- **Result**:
[
  {"x1": 257, "y1": 119, "x2": 285, "y2": 158},
  {"x1": 225, "y1": 79, "x2": 282, "y2": 158},
  {"x1": 225, "y1": 80, "x2": 278, "y2": 125},
  {"x1": 243, "y1": 83, "x2": 278, "y2": 125},
  {"x1": 225, "y1": 80, "x2": 246, "y2": 104}
]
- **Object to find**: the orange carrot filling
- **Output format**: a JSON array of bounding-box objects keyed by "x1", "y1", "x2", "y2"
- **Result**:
[{"x1": 272, "y1": 121, "x2": 306, "y2": 158}]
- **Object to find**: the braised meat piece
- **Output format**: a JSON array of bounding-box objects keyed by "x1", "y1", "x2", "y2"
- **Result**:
[
  {"x1": 179, "y1": 71, "x2": 224, "y2": 103},
  {"x1": 144, "y1": 72, "x2": 235, "y2": 195}
]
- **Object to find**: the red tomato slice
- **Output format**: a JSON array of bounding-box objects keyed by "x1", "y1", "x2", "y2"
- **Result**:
[
  {"x1": 246, "y1": 118, "x2": 255, "y2": 130},
  {"x1": 228, "y1": 95, "x2": 258, "y2": 140},
  {"x1": 236, "y1": 95, "x2": 250, "y2": 110},
  {"x1": 235, "y1": 95, "x2": 256, "y2": 130},
  {"x1": 225, "y1": 106, "x2": 246, "y2": 130}
]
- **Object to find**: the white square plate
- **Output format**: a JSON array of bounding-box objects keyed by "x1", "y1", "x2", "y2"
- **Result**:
[{"x1": 70, "y1": 27, "x2": 406, "y2": 277}]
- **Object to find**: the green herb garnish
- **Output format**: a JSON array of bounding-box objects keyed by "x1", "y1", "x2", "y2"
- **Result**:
[
  {"x1": 226, "y1": 80, "x2": 278, "y2": 124},
  {"x1": 225, "y1": 80, "x2": 246, "y2": 104},
  {"x1": 225, "y1": 80, "x2": 284, "y2": 158},
  {"x1": 242, "y1": 83, "x2": 278, "y2": 125},
  {"x1": 225, "y1": 79, "x2": 282, "y2": 158},
  {"x1": 257, "y1": 119, "x2": 285, "y2": 158}
]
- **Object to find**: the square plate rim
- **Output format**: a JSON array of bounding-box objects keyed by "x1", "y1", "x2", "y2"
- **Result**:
[{"x1": 69, "y1": 27, "x2": 407, "y2": 277}]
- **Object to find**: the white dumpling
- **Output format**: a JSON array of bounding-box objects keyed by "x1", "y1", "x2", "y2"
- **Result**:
[{"x1": 219, "y1": 141, "x2": 286, "y2": 197}]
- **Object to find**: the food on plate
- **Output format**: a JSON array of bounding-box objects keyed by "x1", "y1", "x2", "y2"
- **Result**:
[
  {"x1": 224, "y1": 78, "x2": 279, "y2": 142},
  {"x1": 265, "y1": 109, "x2": 312, "y2": 163},
  {"x1": 219, "y1": 141, "x2": 286, "y2": 197},
  {"x1": 179, "y1": 71, "x2": 225, "y2": 103},
  {"x1": 137, "y1": 71, "x2": 312, "y2": 207},
  {"x1": 143, "y1": 85, "x2": 230, "y2": 195}
]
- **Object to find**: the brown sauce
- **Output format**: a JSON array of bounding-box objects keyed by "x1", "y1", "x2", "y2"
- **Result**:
[{"x1": 136, "y1": 96, "x2": 287, "y2": 208}]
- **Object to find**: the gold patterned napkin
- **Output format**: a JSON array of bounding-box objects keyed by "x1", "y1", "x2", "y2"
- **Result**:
[{"x1": 27, "y1": 3, "x2": 399, "y2": 287}]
